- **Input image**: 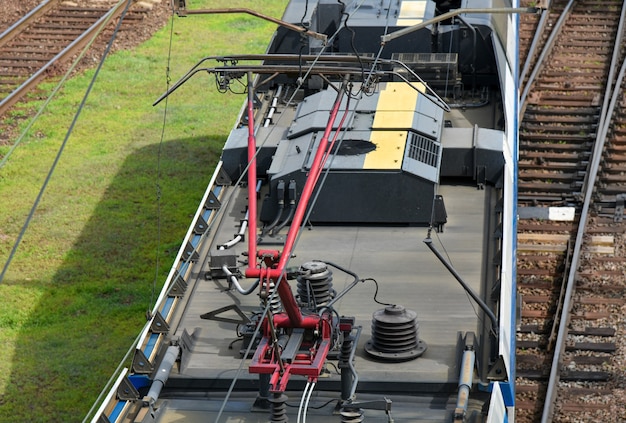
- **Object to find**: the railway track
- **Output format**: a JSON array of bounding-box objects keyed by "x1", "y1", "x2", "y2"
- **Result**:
[
  {"x1": 0, "y1": 0, "x2": 156, "y2": 117},
  {"x1": 517, "y1": 0, "x2": 626, "y2": 422},
  {"x1": 4, "y1": 1, "x2": 626, "y2": 421}
]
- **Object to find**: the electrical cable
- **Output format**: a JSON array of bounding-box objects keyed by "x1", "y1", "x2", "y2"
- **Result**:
[
  {"x1": 302, "y1": 381, "x2": 316, "y2": 423},
  {"x1": 360, "y1": 277, "x2": 394, "y2": 306},
  {"x1": 150, "y1": 4, "x2": 177, "y2": 315},
  {"x1": 222, "y1": 265, "x2": 259, "y2": 295},
  {"x1": 338, "y1": 0, "x2": 366, "y2": 91},
  {"x1": 0, "y1": 0, "x2": 135, "y2": 284},
  {"x1": 297, "y1": 381, "x2": 311, "y2": 423}
]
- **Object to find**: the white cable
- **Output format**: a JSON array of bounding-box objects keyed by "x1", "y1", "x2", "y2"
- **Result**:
[
  {"x1": 222, "y1": 265, "x2": 258, "y2": 295},
  {"x1": 303, "y1": 381, "x2": 316, "y2": 423},
  {"x1": 297, "y1": 381, "x2": 311, "y2": 423}
]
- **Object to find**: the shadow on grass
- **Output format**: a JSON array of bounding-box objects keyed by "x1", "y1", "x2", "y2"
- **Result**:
[{"x1": 0, "y1": 135, "x2": 223, "y2": 422}]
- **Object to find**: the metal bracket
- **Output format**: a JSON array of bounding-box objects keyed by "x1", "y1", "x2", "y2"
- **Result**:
[
  {"x1": 193, "y1": 215, "x2": 209, "y2": 235},
  {"x1": 487, "y1": 355, "x2": 507, "y2": 381},
  {"x1": 216, "y1": 167, "x2": 232, "y2": 186},
  {"x1": 167, "y1": 272, "x2": 188, "y2": 297},
  {"x1": 205, "y1": 189, "x2": 222, "y2": 209},
  {"x1": 183, "y1": 241, "x2": 199, "y2": 262},
  {"x1": 201, "y1": 304, "x2": 251, "y2": 325},
  {"x1": 150, "y1": 311, "x2": 169, "y2": 334},
  {"x1": 117, "y1": 375, "x2": 140, "y2": 401},
  {"x1": 132, "y1": 349, "x2": 155, "y2": 374},
  {"x1": 614, "y1": 194, "x2": 625, "y2": 222}
]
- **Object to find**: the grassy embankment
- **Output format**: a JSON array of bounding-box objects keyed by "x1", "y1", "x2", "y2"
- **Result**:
[{"x1": 0, "y1": 1, "x2": 286, "y2": 421}]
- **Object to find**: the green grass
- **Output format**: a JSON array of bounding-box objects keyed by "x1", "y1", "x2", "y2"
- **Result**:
[{"x1": 0, "y1": 1, "x2": 287, "y2": 421}]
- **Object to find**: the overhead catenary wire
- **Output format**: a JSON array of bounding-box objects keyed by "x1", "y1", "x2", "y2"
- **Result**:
[
  {"x1": 150, "y1": 5, "x2": 178, "y2": 315},
  {"x1": 0, "y1": 0, "x2": 135, "y2": 284}
]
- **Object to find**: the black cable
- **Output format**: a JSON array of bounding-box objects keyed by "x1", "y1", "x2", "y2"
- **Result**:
[
  {"x1": 300, "y1": 0, "x2": 309, "y2": 28},
  {"x1": 360, "y1": 277, "x2": 394, "y2": 306},
  {"x1": 337, "y1": 0, "x2": 366, "y2": 94},
  {"x1": 286, "y1": 398, "x2": 336, "y2": 409},
  {"x1": 0, "y1": 0, "x2": 134, "y2": 284}
]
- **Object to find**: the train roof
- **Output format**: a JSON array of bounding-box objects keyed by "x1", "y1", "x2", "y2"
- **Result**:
[{"x1": 91, "y1": 1, "x2": 521, "y2": 422}]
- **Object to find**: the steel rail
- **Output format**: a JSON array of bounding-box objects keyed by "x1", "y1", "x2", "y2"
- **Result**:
[
  {"x1": 0, "y1": 1, "x2": 129, "y2": 117},
  {"x1": 519, "y1": 0, "x2": 575, "y2": 120},
  {"x1": 539, "y1": 3, "x2": 626, "y2": 421},
  {"x1": 580, "y1": 0, "x2": 626, "y2": 202},
  {"x1": 518, "y1": 0, "x2": 552, "y2": 87},
  {"x1": 0, "y1": 0, "x2": 60, "y2": 48}
]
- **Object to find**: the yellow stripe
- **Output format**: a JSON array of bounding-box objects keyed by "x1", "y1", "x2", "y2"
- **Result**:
[
  {"x1": 374, "y1": 82, "x2": 419, "y2": 113},
  {"x1": 364, "y1": 82, "x2": 421, "y2": 169},
  {"x1": 364, "y1": 130, "x2": 407, "y2": 169},
  {"x1": 397, "y1": 0, "x2": 428, "y2": 26}
]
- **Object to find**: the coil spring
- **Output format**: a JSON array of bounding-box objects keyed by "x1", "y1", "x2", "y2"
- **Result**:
[
  {"x1": 269, "y1": 392, "x2": 288, "y2": 422},
  {"x1": 262, "y1": 280, "x2": 283, "y2": 314}
]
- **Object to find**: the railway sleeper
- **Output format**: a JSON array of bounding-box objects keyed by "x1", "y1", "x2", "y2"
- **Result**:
[
  {"x1": 521, "y1": 152, "x2": 589, "y2": 161},
  {"x1": 524, "y1": 105, "x2": 599, "y2": 116},
  {"x1": 569, "y1": 327, "x2": 616, "y2": 336},
  {"x1": 559, "y1": 402, "x2": 611, "y2": 413},
  {"x1": 559, "y1": 371, "x2": 611, "y2": 382},
  {"x1": 521, "y1": 309, "x2": 610, "y2": 319},
  {"x1": 606, "y1": 143, "x2": 626, "y2": 152},
  {"x1": 602, "y1": 154, "x2": 626, "y2": 164},
  {"x1": 597, "y1": 184, "x2": 626, "y2": 196},
  {"x1": 519, "y1": 171, "x2": 582, "y2": 181},
  {"x1": 519, "y1": 161, "x2": 586, "y2": 170},
  {"x1": 535, "y1": 82, "x2": 604, "y2": 91},
  {"x1": 522, "y1": 114, "x2": 598, "y2": 124},
  {"x1": 521, "y1": 124, "x2": 598, "y2": 134},
  {"x1": 521, "y1": 133, "x2": 595, "y2": 142},
  {"x1": 565, "y1": 342, "x2": 616, "y2": 353},
  {"x1": 0, "y1": 55, "x2": 52, "y2": 62},
  {"x1": 576, "y1": 279, "x2": 626, "y2": 291},
  {"x1": 600, "y1": 164, "x2": 626, "y2": 173},
  {"x1": 558, "y1": 386, "x2": 613, "y2": 397},
  {"x1": 521, "y1": 295, "x2": 565, "y2": 304},
  {"x1": 518, "y1": 181, "x2": 581, "y2": 193},
  {"x1": 527, "y1": 99, "x2": 600, "y2": 108},
  {"x1": 520, "y1": 142, "x2": 593, "y2": 152},
  {"x1": 515, "y1": 369, "x2": 547, "y2": 380},
  {"x1": 517, "y1": 221, "x2": 578, "y2": 231}
]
